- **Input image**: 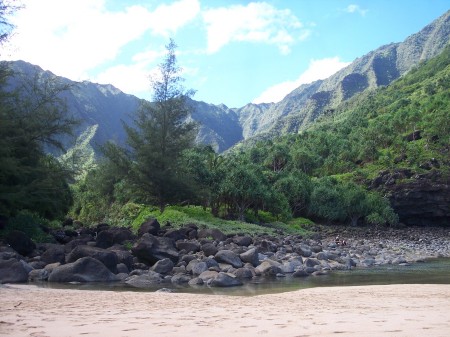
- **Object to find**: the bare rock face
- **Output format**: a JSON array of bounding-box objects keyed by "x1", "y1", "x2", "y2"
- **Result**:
[
  {"x1": 387, "y1": 176, "x2": 450, "y2": 226},
  {"x1": 371, "y1": 168, "x2": 449, "y2": 226},
  {"x1": 132, "y1": 233, "x2": 179, "y2": 265}
]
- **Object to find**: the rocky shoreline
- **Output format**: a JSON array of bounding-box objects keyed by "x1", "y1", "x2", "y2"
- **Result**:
[{"x1": 1, "y1": 220, "x2": 449, "y2": 289}]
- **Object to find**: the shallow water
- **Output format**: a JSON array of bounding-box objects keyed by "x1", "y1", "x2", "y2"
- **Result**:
[{"x1": 34, "y1": 258, "x2": 450, "y2": 296}]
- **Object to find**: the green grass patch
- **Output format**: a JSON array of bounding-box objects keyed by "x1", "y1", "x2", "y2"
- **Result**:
[{"x1": 130, "y1": 205, "x2": 312, "y2": 236}]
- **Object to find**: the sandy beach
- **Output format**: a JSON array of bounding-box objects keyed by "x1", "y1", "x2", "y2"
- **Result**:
[{"x1": 1, "y1": 284, "x2": 449, "y2": 337}]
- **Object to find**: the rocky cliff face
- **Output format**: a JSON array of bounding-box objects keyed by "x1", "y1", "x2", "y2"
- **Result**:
[
  {"x1": 4, "y1": 11, "x2": 449, "y2": 154},
  {"x1": 371, "y1": 170, "x2": 450, "y2": 227},
  {"x1": 242, "y1": 10, "x2": 450, "y2": 140}
]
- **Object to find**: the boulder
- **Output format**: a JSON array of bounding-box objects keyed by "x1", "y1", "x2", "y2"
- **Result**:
[
  {"x1": 188, "y1": 277, "x2": 204, "y2": 286},
  {"x1": 137, "y1": 219, "x2": 160, "y2": 237},
  {"x1": 96, "y1": 227, "x2": 135, "y2": 249},
  {"x1": 281, "y1": 258, "x2": 303, "y2": 273},
  {"x1": 164, "y1": 229, "x2": 186, "y2": 241},
  {"x1": 198, "y1": 228, "x2": 227, "y2": 242},
  {"x1": 64, "y1": 238, "x2": 91, "y2": 253},
  {"x1": 5, "y1": 230, "x2": 36, "y2": 256},
  {"x1": 41, "y1": 244, "x2": 66, "y2": 264},
  {"x1": 209, "y1": 272, "x2": 243, "y2": 287},
  {"x1": 171, "y1": 274, "x2": 191, "y2": 285},
  {"x1": 296, "y1": 245, "x2": 312, "y2": 257},
  {"x1": 28, "y1": 269, "x2": 49, "y2": 281},
  {"x1": 48, "y1": 257, "x2": 119, "y2": 282},
  {"x1": 191, "y1": 261, "x2": 208, "y2": 276},
  {"x1": 292, "y1": 269, "x2": 309, "y2": 277},
  {"x1": 108, "y1": 247, "x2": 134, "y2": 270},
  {"x1": 304, "y1": 258, "x2": 321, "y2": 268},
  {"x1": 233, "y1": 236, "x2": 253, "y2": 247},
  {"x1": 176, "y1": 241, "x2": 201, "y2": 253},
  {"x1": 125, "y1": 271, "x2": 163, "y2": 288},
  {"x1": 66, "y1": 245, "x2": 118, "y2": 273},
  {"x1": 0, "y1": 258, "x2": 30, "y2": 283},
  {"x1": 215, "y1": 250, "x2": 243, "y2": 268},
  {"x1": 233, "y1": 268, "x2": 253, "y2": 279},
  {"x1": 202, "y1": 257, "x2": 220, "y2": 269},
  {"x1": 116, "y1": 263, "x2": 129, "y2": 274},
  {"x1": 255, "y1": 260, "x2": 282, "y2": 276},
  {"x1": 239, "y1": 248, "x2": 259, "y2": 267},
  {"x1": 132, "y1": 233, "x2": 179, "y2": 265},
  {"x1": 198, "y1": 270, "x2": 218, "y2": 282},
  {"x1": 151, "y1": 258, "x2": 174, "y2": 274},
  {"x1": 201, "y1": 242, "x2": 218, "y2": 257}
]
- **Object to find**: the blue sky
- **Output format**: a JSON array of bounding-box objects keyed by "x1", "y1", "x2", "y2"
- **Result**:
[{"x1": 2, "y1": 0, "x2": 449, "y2": 108}]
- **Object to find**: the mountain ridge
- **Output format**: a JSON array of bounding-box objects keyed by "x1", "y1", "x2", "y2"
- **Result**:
[{"x1": 3, "y1": 9, "x2": 449, "y2": 154}]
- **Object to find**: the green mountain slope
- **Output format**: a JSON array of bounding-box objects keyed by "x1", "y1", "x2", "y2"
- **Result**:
[{"x1": 246, "y1": 43, "x2": 450, "y2": 226}]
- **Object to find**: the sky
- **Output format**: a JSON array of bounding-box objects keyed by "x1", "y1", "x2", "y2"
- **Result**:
[{"x1": 2, "y1": 0, "x2": 449, "y2": 108}]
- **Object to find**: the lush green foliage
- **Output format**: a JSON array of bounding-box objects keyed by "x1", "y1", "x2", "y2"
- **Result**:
[
  {"x1": 103, "y1": 39, "x2": 197, "y2": 212},
  {"x1": 0, "y1": 65, "x2": 78, "y2": 219},
  {"x1": 71, "y1": 43, "x2": 450, "y2": 231},
  {"x1": 0, "y1": 210, "x2": 57, "y2": 243}
]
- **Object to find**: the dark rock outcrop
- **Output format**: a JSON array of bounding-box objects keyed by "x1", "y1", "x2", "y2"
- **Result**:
[
  {"x1": 5, "y1": 230, "x2": 36, "y2": 256},
  {"x1": 48, "y1": 257, "x2": 119, "y2": 282},
  {"x1": 388, "y1": 177, "x2": 450, "y2": 226},
  {"x1": 132, "y1": 233, "x2": 179, "y2": 265},
  {"x1": 372, "y1": 170, "x2": 450, "y2": 226},
  {"x1": 137, "y1": 219, "x2": 160, "y2": 237},
  {"x1": 96, "y1": 227, "x2": 135, "y2": 249},
  {"x1": 41, "y1": 244, "x2": 66, "y2": 264},
  {"x1": 0, "y1": 258, "x2": 30, "y2": 283},
  {"x1": 215, "y1": 250, "x2": 243, "y2": 268},
  {"x1": 66, "y1": 245, "x2": 119, "y2": 273}
]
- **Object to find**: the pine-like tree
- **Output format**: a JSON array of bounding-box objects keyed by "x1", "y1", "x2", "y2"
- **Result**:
[{"x1": 125, "y1": 39, "x2": 197, "y2": 212}]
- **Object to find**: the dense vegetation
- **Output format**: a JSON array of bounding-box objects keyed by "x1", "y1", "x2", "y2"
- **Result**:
[
  {"x1": 69, "y1": 43, "x2": 450, "y2": 231},
  {"x1": 1, "y1": 0, "x2": 448, "y2": 239}
]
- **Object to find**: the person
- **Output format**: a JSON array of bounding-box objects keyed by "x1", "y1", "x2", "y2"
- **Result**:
[{"x1": 335, "y1": 235, "x2": 347, "y2": 246}]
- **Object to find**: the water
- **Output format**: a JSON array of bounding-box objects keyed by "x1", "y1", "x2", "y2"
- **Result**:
[{"x1": 35, "y1": 258, "x2": 450, "y2": 296}]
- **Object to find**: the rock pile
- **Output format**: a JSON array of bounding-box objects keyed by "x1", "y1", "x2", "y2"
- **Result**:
[{"x1": 1, "y1": 220, "x2": 449, "y2": 289}]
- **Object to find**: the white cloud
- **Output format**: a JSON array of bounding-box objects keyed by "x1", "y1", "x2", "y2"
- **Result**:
[
  {"x1": 202, "y1": 2, "x2": 307, "y2": 54},
  {"x1": 148, "y1": 0, "x2": 200, "y2": 36},
  {"x1": 345, "y1": 4, "x2": 368, "y2": 16},
  {"x1": 3, "y1": 0, "x2": 200, "y2": 81},
  {"x1": 252, "y1": 57, "x2": 350, "y2": 104},
  {"x1": 94, "y1": 62, "x2": 154, "y2": 98}
]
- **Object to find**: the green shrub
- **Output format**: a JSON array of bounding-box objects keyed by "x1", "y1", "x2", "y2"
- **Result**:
[{"x1": 2, "y1": 210, "x2": 55, "y2": 243}]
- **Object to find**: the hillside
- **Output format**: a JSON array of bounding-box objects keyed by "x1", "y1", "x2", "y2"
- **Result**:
[
  {"x1": 245, "y1": 43, "x2": 450, "y2": 226},
  {"x1": 239, "y1": 9, "x2": 450, "y2": 141},
  {"x1": 2, "y1": 10, "x2": 449, "y2": 155}
]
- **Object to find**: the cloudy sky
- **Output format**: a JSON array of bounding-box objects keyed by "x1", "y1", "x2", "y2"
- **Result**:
[{"x1": 2, "y1": 0, "x2": 449, "y2": 108}]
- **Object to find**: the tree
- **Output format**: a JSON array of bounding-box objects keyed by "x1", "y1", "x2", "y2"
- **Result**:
[
  {"x1": 0, "y1": 70, "x2": 78, "y2": 218},
  {"x1": 274, "y1": 170, "x2": 312, "y2": 217},
  {"x1": 123, "y1": 39, "x2": 197, "y2": 212},
  {"x1": 183, "y1": 145, "x2": 225, "y2": 215},
  {"x1": 0, "y1": 0, "x2": 21, "y2": 48},
  {"x1": 220, "y1": 162, "x2": 264, "y2": 221}
]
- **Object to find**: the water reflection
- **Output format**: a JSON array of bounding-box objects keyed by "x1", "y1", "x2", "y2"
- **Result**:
[{"x1": 34, "y1": 258, "x2": 450, "y2": 296}]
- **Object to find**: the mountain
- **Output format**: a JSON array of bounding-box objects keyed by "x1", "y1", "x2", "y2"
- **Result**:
[
  {"x1": 238, "y1": 9, "x2": 450, "y2": 140},
  {"x1": 4, "y1": 61, "x2": 244, "y2": 154},
  {"x1": 2, "y1": 10, "x2": 449, "y2": 154}
]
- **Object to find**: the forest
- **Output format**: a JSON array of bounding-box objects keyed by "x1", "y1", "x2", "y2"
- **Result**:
[{"x1": 1, "y1": 36, "x2": 449, "y2": 241}]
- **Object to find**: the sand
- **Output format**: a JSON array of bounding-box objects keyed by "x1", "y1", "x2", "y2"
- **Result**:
[{"x1": 1, "y1": 284, "x2": 449, "y2": 337}]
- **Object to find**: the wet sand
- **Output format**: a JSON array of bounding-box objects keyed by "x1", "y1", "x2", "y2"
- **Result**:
[{"x1": 1, "y1": 284, "x2": 449, "y2": 337}]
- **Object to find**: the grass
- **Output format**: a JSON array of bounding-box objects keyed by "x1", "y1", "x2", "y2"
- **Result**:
[{"x1": 130, "y1": 205, "x2": 313, "y2": 237}]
